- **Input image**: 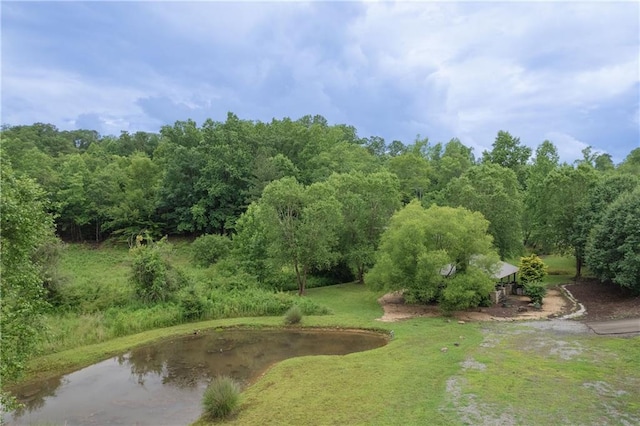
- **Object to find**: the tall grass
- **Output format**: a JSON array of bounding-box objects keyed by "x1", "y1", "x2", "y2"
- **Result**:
[{"x1": 38, "y1": 243, "x2": 330, "y2": 354}]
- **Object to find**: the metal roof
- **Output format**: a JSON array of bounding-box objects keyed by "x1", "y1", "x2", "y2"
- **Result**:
[
  {"x1": 439, "y1": 260, "x2": 518, "y2": 279},
  {"x1": 493, "y1": 261, "x2": 519, "y2": 279}
]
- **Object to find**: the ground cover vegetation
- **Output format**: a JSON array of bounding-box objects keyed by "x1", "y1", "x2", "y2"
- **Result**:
[{"x1": 1, "y1": 117, "x2": 640, "y2": 412}]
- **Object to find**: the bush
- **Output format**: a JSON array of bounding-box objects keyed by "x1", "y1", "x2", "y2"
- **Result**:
[
  {"x1": 130, "y1": 237, "x2": 186, "y2": 303},
  {"x1": 524, "y1": 282, "x2": 547, "y2": 306},
  {"x1": 178, "y1": 286, "x2": 207, "y2": 321},
  {"x1": 519, "y1": 254, "x2": 548, "y2": 284},
  {"x1": 191, "y1": 234, "x2": 232, "y2": 267},
  {"x1": 439, "y1": 268, "x2": 495, "y2": 314},
  {"x1": 284, "y1": 305, "x2": 303, "y2": 325},
  {"x1": 202, "y1": 376, "x2": 241, "y2": 420},
  {"x1": 33, "y1": 240, "x2": 67, "y2": 307}
]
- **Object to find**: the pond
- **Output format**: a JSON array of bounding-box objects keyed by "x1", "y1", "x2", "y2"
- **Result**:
[{"x1": 6, "y1": 328, "x2": 387, "y2": 425}]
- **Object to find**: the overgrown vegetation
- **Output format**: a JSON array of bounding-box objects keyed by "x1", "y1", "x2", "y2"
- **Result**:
[
  {"x1": 191, "y1": 234, "x2": 232, "y2": 267},
  {"x1": 2, "y1": 119, "x2": 639, "y2": 410},
  {"x1": 130, "y1": 236, "x2": 187, "y2": 303}
]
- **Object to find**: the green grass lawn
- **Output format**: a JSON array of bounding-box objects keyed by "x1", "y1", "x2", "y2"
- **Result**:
[{"x1": 16, "y1": 247, "x2": 640, "y2": 425}]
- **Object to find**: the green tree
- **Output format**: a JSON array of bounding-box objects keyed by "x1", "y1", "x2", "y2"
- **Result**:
[
  {"x1": 537, "y1": 164, "x2": 598, "y2": 276},
  {"x1": 387, "y1": 153, "x2": 431, "y2": 203},
  {"x1": 431, "y1": 138, "x2": 475, "y2": 192},
  {"x1": 586, "y1": 188, "x2": 640, "y2": 294},
  {"x1": 617, "y1": 148, "x2": 640, "y2": 175},
  {"x1": 155, "y1": 121, "x2": 206, "y2": 233},
  {"x1": 523, "y1": 140, "x2": 560, "y2": 249},
  {"x1": 594, "y1": 153, "x2": 614, "y2": 172},
  {"x1": 482, "y1": 130, "x2": 531, "y2": 188},
  {"x1": 444, "y1": 163, "x2": 523, "y2": 259},
  {"x1": 1, "y1": 161, "x2": 57, "y2": 404},
  {"x1": 104, "y1": 153, "x2": 161, "y2": 238},
  {"x1": 367, "y1": 201, "x2": 498, "y2": 310},
  {"x1": 245, "y1": 177, "x2": 342, "y2": 295},
  {"x1": 326, "y1": 171, "x2": 401, "y2": 283},
  {"x1": 55, "y1": 154, "x2": 92, "y2": 240}
]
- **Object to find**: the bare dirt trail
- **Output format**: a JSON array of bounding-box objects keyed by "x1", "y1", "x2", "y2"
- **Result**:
[{"x1": 377, "y1": 288, "x2": 571, "y2": 323}]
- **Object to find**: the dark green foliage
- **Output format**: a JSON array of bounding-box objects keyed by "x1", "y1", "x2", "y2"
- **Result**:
[
  {"x1": 202, "y1": 376, "x2": 241, "y2": 420},
  {"x1": 191, "y1": 234, "x2": 232, "y2": 267},
  {"x1": 518, "y1": 254, "x2": 547, "y2": 285},
  {"x1": 284, "y1": 305, "x2": 303, "y2": 325},
  {"x1": 523, "y1": 282, "x2": 547, "y2": 306},
  {"x1": 130, "y1": 237, "x2": 186, "y2": 303},
  {"x1": 1, "y1": 160, "x2": 58, "y2": 406},
  {"x1": 444, "y1": 163, "x2": 523, "y2": 259},
  {"x1": 586, "y1": 188, "x2": 640, "y2": 294}
]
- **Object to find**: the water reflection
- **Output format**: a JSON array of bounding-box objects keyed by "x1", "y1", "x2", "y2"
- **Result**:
[{"x1": 7, "y1": 328, "x2": 386, "y2": 425}]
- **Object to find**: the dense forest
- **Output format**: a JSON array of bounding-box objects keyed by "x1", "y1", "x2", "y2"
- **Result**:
[
  {"x1": 3, "y1": 114, "x2": 639, "y2": 273},
  {"x1": 1, "y1": 114, "x2": 639, "y2": 402}
]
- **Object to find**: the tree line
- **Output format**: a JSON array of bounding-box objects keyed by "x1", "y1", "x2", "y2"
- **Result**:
[
  {"x1": 2, "y1": 115, "x2": 639, "y2": 289},
  {"x1": 2, "y1": 114, "x2": 639, "y2": 402},
  {"x1": 0, "y1": 113, "x2": 640, "y2": 267}
]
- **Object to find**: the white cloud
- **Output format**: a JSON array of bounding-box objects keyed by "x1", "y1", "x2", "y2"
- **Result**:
[
  {"x1": 2, "y1": 1, "x2": 637, "y2": 162},
  {"x1": 544, "y1": 131, "x2": 592, "y2": 164}
]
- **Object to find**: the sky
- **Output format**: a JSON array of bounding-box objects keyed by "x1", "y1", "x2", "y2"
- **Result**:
[{"x1": 2, "y1": 1, "x2": 639, "y2": 164}]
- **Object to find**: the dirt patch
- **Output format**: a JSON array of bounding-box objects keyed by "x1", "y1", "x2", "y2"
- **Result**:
[
  {"x1": 565, "y1": 279, "x2": 640, "y2": 321},
  {"x1": 377, "y1": 288, "x2": 571, "y2": 322}
]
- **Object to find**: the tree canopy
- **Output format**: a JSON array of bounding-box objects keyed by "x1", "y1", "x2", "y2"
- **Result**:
[
  {"x1": 2, "y1": 117, "x2": 639, "y2": 297},
  {"x1": 367, "y1": 201, "x2": 498, "y2": 311}
]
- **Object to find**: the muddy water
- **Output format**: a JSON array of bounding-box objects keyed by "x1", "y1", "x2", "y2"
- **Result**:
[{"x1": 6, "y1": 328, "x2": 386, "y2": 425}]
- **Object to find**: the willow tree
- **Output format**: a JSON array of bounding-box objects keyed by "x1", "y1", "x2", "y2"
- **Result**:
[{"x1": 367, "y1": 201, "x2": 498, "y2": 311}]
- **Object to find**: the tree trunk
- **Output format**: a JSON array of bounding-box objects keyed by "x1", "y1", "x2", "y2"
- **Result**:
[
  {"x1": 357, "y1": 264, "x2": 365, "y2": 284},
  {"x1": 294, "y1": 259, "x2": 304, "y2": 296},
  {"x1": 575, "y1": 254, "x2": 583, "y2": 279}
]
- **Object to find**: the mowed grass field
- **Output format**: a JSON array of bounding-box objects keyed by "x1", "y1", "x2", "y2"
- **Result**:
[{"x1": 17, "y1": 246, "x2": 640, "y2": 425}]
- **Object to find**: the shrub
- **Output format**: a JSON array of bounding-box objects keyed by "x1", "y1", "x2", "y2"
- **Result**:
[
  {"x1": 191, "y1": 234, "x2": 232, "y2": 267},
  {"x1": 284, "y1": 305, "x2": 303, "y2": 325},
  {"x1": 178, "y1": 286, "x2": 206, "y2": 321},
  {"x1": 519, "y1": 254, "x2": 548, "y2": 284},
  {"x1": 524, "y1": 282, "x2": 547, "y2": 306},
  {"x1": 439, "y1": 268, "x2": 495, "y2": 314},
  {"x1": 33, "y1": 240, "x2": 67, "y2": 307},
  {"x1": 202, "y1": 376, "x2": 241, "y2": 420},
  {"x1": 130, "y1": 237, "x2": 186, "y2": 303}
]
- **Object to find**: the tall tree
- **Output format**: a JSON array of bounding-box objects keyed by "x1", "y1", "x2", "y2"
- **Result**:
[
  {"x1": 434, "y1": 138, "x2": 475, "y2": 188},
  {"x1": 537, "y1": 164, "x2": 598, "y2": 276},
  {"x1": 327, "y1": 171, "x2": 401, "y2": 283},
  {"x1": 444, "y1": 163, "x2": 523, "y2": 259},
  {"x1": 1, "y1": 161, "x2": 57, "y2": 402},
  {"x1": 482, "y1": 130, "x2": 531, "y2": 188},
  {"x1": 387, "y1": 153, "x2": 432, "y2": 203},
  {"x1": 617, "y1": 148, "x2": 640, "y2": 175},
  {"x1": 367, "y1": 201, "x2": 498, "y2": 309},
  {"x1": 245, "y1": 177, "x2": 342, "y2": 295},
  {"x1": 523, "y1": 140, "x2": 560, "y2": 249},
  {"x1": 586, "y1": 188, "x2": 640, "y2": 294}
]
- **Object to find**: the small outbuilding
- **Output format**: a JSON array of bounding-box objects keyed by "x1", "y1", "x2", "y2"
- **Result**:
[
  {"x1": 491, "y1": 261, "x2": 519, "y2": 304},
  {"x1": 493, "y1": 261, "x2": 519, "y2": 283}
]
